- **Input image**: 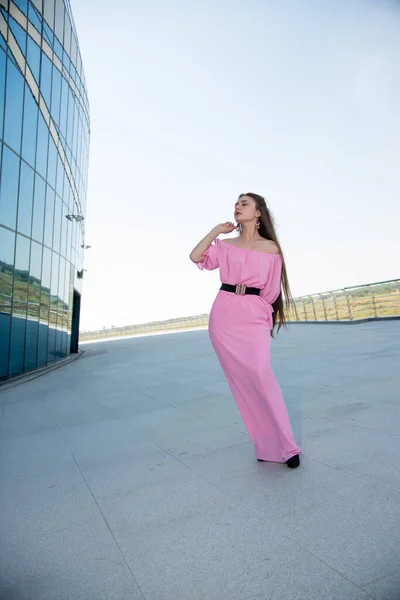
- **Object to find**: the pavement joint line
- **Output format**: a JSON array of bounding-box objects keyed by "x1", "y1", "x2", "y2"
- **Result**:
[
  {"x1": 55, "y1": 423, "x2": 147, "y2": 600},
  {"x1": 301, "y1": 454, "x2": 400, "y2": 496},
  {"x1": 324, "y1": 416, "x2": 400, "y2": 438},
  {"x1": 361, "y1": 567, "x2": 400, "y2": 588},
  {"x1": 167, "y1": 452, "x2": 375, "y2": 598}
]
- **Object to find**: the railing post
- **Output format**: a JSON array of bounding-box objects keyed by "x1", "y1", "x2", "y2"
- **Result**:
[
  {"x1": 322, "y1": 295, "x2": 328, "y2": 321},
  {"x1": 370, "y1": 285, "x2": 378, "y2": 317},
  {"x1": 311, "y1": 296, "x2": 317, "y2": 320},
  {"x1": 344, "y1": 289, "x2": 352, "y2": 320},
  {"x1": 332, "y1": 293, "x2": 339, "y2": 320}
]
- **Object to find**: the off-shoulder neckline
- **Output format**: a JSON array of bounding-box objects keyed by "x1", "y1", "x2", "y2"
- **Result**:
[{"x1": 219, "y1": 239, "x2": 282, "y2": 257}]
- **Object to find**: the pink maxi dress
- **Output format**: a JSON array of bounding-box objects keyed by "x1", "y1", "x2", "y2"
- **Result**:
[{"x1": 197, "y1": 238, "x2": 301, "y2": 462}]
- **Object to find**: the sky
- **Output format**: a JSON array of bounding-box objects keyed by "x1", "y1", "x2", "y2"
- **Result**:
[{"x1": 70, "y1": 0, "x2": 400, "y2": 332}]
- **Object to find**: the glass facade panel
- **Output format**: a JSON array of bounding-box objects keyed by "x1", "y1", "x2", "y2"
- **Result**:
[
  {"x1": 0, "y1": 0, "x2": 89, "y2": 379},
  {"x1": 43, "y1": 0, "x2": 55, "y2": 30},
  {"x1": 17, "y1": 160, "x2": 35, "y2": 237},
  {"x1": 4, "y1": 57, "x2": 25, "y2": 154},
  {"x1": 26, "y1": 36, "x2": 41, "y2": 83},
  {"x1": 40, "y1": 52, "x2": 52, "y2": 108},
  {"x1": 50, "y1": 64, "x2": 61, "y2": 126},
  {"x1": 0, "y1": 226, "x2": 15, "y2": 378},
  {"x1": 21, "y1": 84, "x2": 39, "y2": 168},
  {"x1": 52, "y1": 194, "x2": 61, "y2": 253},
  {"x1": 14, "y1": 0, "x2": 28, "y2": 16},
  {"x1": 44, "y1": 184, "x2": 54, "y2": 247},
  {"x1": 32, "y1": 173, "x2": 45, "y2": 242},
  {"x1": 0, "y1": 146, "x2": 20, "y2": 231},
  {"x1": 36, "y1": 111, "x2": 49, "y2": 178},
  {"x1": 9, "y1": 16, "x2": 27, "y2": 55},
  {"x1": 28, "y1": 3, "x2": 43, "y2": 33},
  {"x1": 9, "y1": 234, "x2": 30, "y2": 376},
  {"x1": 0, "y1": 47, "x2": 5, "y2": 140}
]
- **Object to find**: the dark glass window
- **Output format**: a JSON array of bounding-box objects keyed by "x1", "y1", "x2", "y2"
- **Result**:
[
  {"x1": 0, "y1": 226, "x2": 15, "y2": 378},
  {"x1": 47, "y1": 136, "x2": 57, "y2": 190},
  {"x1": 35, "y1": 111, "x2": 49, "y2": 179},
  {"x1": 40, "y1": 52, "x2": 52, "y2": 109},
  {"x1": 4, "y1": 57, "x2": 24, "y2": 154},
  {"x1": 26, "y1": 36, "x2": 41, "y2": 84},
  {"x1": 32, "y1": 173, "x2": 45, "y2": 242},
  {"x1": 9, "y1": 16, "x2": 27, "y2": 55},
  {"x1": 0, "y1": 146, "x2": 20, "y2": 231},
  {"x1": 52, "y1": 194, "x2": 61, "y2": 254},
  {"x1": 51, "y1": 65, "x2": 61, "y2": 127},
  {"x1": 21, "y1": 84, "x2": 39, "y2": 168},
  {"x1": 44, "y1": 185, "x2": 54, "y2": 248},
  {"x1": 17, "y1": 161, "x2": 34, "y2": 237},
  {"x1": 9, "y1": 235, "x2": 30, "y2": 376},
  {"x1": 0, "y1": 47, "x2": 6, "y2": 140}
]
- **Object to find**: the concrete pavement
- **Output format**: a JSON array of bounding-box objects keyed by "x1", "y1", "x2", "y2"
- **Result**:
[{"x1": 1, "y1": 321, "x2": 399, "y2": 599}]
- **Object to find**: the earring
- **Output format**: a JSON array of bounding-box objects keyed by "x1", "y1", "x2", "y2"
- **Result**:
[{"x1": 255, "y1": 219, "x2": 260, "y2": 229}]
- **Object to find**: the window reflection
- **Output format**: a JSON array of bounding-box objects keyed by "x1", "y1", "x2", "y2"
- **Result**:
[
  {"x1": 10, "y1": 235, "x2": 30, "y2": 376},
  {"x1": 4, "y1": 57, "x2": 24, "y2": 154},
  {"x1": 28, "y1": 2, "x2": 42, "y2": 33},
  {"x1": 47, "y1": 136, "x2": 58, "y2": 190},
  {"x1": 9, "y1": 16, "x2": 27, "y2": 55},
  {"x1": 44, "y1": 185, "x2": 55, "y2": 248},
  {"x1": 0, "y1": 47, "x2": 5, "y2": 140},
  {"x1": 17, "y1": 161, "x2": 35, "y2": 237},
  {"x1": 32, "y1": 174, "x2": 46, "y2": 243},
  {"x1": 0, "y1": 146, "x2": 20, "y2": 231},
  {"x1": 0, "y1": 226, "x2": 15, "y2": 377},
  {"x1": 25, "y1": 240, "x2": 42, "y2": 371},
  {"x1": 27, "y1": 37, "x2": 41, "y2": 84},
  {"x1": 36, "y1": 112, "x2": 49, "y2": 179},
  {"x1": 53, "y1": 195, "x2": 62, "y2": 254},
  {"x1": 14, "y1": 0, "x2": 28, "y2": 16},
  {"x1": 1, "y1": 0, "x2": 90, "y2": 377},
  {"x1": 40, "y1": 52, "x2": 52, "y2": 108},
  {"x1": 21, "y1": 84, "x2": 39, "y2": 168},
  {"x1": 51, "y1": 65, "x2": 61, "y2": 126}
]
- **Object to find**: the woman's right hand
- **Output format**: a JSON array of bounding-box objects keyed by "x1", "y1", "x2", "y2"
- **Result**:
[{"x1": 214, "y1": 222, "x2": 238, "y2": 235}]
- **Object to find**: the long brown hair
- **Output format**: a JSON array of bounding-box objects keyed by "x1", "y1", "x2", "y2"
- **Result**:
[{"x1": 239, "y1": 193, "x2": 295, "y2": 334}]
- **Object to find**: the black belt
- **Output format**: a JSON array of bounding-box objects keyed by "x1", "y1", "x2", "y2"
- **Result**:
[{"x1": 220, "y1": 283, "x2": 260, "y2": 296}]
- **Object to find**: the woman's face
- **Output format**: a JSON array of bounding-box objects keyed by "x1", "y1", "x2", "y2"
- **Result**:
[{"x1": 234, "y1": 195, "x2": 260, "y2": 225}]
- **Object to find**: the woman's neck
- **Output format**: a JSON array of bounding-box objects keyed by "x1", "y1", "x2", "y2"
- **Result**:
[{"x1": 239, "y1": 224, "x2": 262, "y2": 243}]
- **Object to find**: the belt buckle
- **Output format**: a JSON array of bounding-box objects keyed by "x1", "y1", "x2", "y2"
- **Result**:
[{"x1": 235, "y1": 283, "x2": 246, "y2": 295}]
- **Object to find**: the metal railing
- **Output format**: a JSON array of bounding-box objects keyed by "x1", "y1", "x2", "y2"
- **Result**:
[
  {"x1": 80, "y1": 279, "x2": 400, "y2": 342},
  {"x1": 289, "y1": 279, "x2": 400, "y2": 322}
]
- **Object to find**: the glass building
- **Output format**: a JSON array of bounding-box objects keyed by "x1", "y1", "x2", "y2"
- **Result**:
[{"x1": 0, "y1": 0, "x2": 90, "y2": 379}]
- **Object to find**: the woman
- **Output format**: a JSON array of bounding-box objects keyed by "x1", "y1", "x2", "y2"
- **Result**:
[{"x1": 190, "y1": 193, "x2": 301, "y2": 468}]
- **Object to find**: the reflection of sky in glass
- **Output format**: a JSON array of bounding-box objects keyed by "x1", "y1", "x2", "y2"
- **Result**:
[{"x1": 0, "y1": 0, "x2": 89, "y2": 377}]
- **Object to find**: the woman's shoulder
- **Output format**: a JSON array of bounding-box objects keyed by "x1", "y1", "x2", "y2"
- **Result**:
[{"x1": 222, "y1": 238, "x2": 281, "y2": 255}]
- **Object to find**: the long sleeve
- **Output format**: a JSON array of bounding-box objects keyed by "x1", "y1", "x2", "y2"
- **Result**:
[{"x1": 196, "y1": 239, "x2": 220, "y2": 271}]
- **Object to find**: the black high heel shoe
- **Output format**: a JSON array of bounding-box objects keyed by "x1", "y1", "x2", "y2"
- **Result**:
[{"x1": 286, "y1": 454, "x2": 300, "y2": 469}]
